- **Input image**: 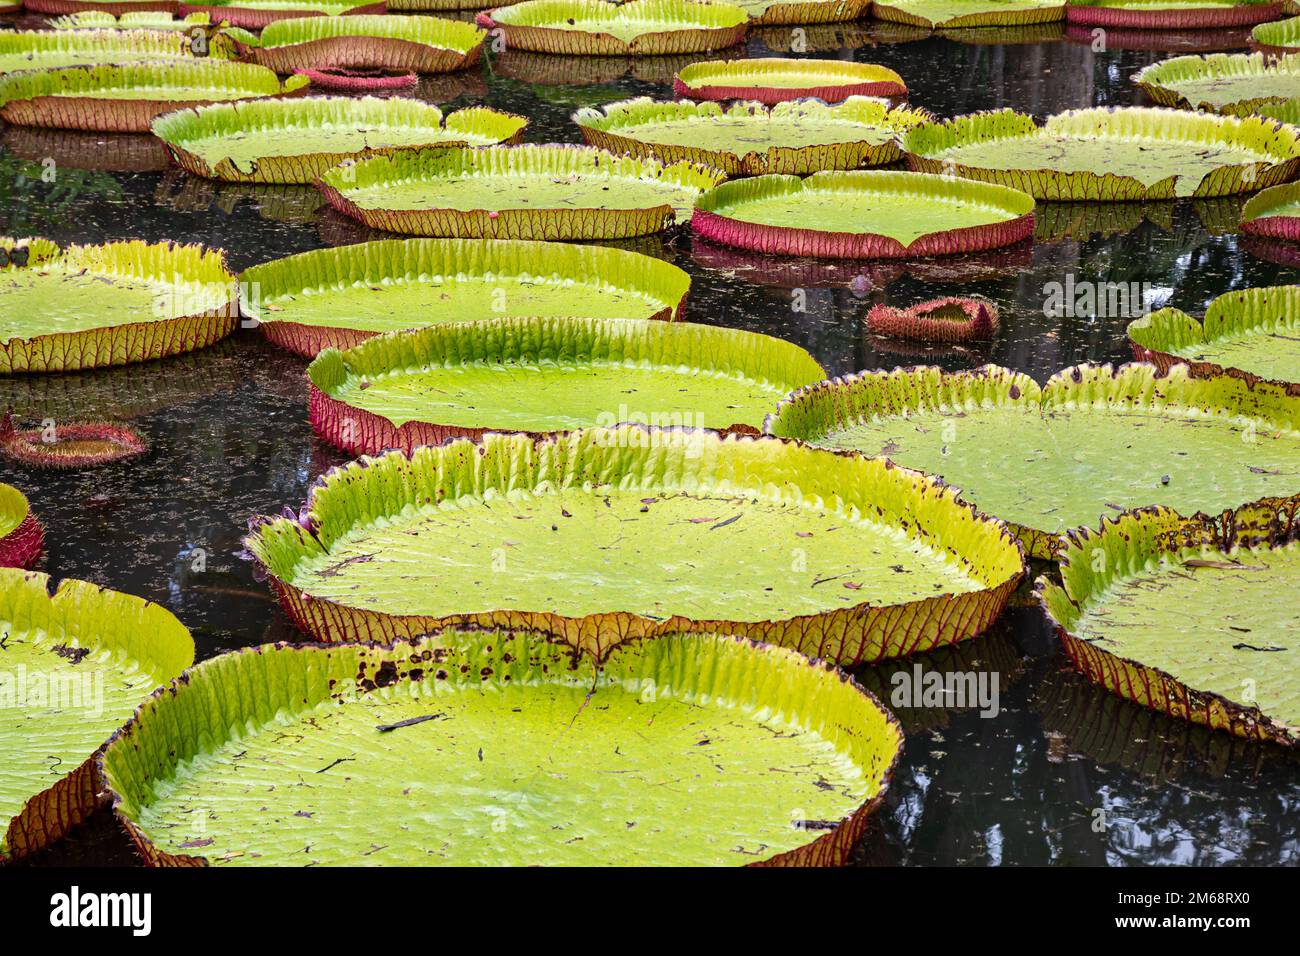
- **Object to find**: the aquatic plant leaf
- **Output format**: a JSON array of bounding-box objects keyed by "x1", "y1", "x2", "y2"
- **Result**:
[
  {"x1": 672, "y1": 57, "x2": 906, "y2": 104},
  {"x1": 1134, "y1": 52, "x2": 1300, "y2": 115},
  {"x1": 866, "y1": 295, "x2": 999, "y2": 342},
  {"x1": 239, "y1": 14, "x2": 485, "y2": 75},
  {"x1": 179, "y1": 0, "x2": 385, "y2": 29},
  {"x1": 873, "y1": 0, "x2": 1065, "y2": 29},
  {"x1": 316, "y1": 144, "x2": 726, "y2": 239},
  {"x1": 1040, "y1": 495, "x2": 1300, "y2": 746},
  {"x1": 241, "y1": 238, "x2": 690, "y2": 357},
  {"x1": 691, "y1": 169, "x2": 1035, "y2": 258},
  {"x1": 1239, "y1": 179, "x2": 1300, "y2": 247},
  {"x1": 0, "y1": 484, "x2": 42, "y2": 570},
  {"x1": 48, "y1": 10, "x2": 212, "y2": 27},
  {"x1": 0, "y1": 569, "x2": 193, "y2": 861},
  {"x1": 0, "y1": 28, "x2": 217, "y2": 74},
  {"x1": 735, "y1": 0, "x2": 871, "y2": 25},
  {"x1": 575, "y1": 96, "x2": 931, "y2": 175},
  {"x1": 1251, "y1": 12, "x2": 1300, "y2": 53},
  {"x1": 765, "y1": 363, "x2": 1300, "y2": 558},
  {"x1": 306, "y1": 316, "x2": 826, "y2": 452},
  {"x1": 244, "y1": 427, "x2": 1024, "y2": 663},
  {"x1": 153, "y1": 97, "x2": 525, "y2": 184},
  {"x1": 904, "y1": 106, "x2": 1300, "y2": 200},
  {"x1": 0, "y1": 237, "x2": 236, "y2": 374},
  {"x1": 102, "y1": 629, "x2": 903, "y2": 866},
  {"x1": 1065, "y1": 0, "x2": 1282, "y2": 29},
  {"x1": 1128, "y1": 286, "x2": 1300, "y2": 389},
  {"x1": 478, "y1": 0, "x2": 749, "y2": 55}
]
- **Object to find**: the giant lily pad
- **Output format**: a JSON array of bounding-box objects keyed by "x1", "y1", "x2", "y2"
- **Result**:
[
  {"x1": 904, "y1": 106, "x2": 1300, "y2": 200},
  {"x1": 152, "y1": 97, "x2": 525, "y2": 185},
  {"x1": 735, "y1": 0, "x2": 871, "y2": 25},
  {"x1": 316, "y1": 144, "x2": 726, "y2": 240},
  {"x1": 244, "y1": 427, "x2": 1024, "y2": 663},
  {"x1": 476, "y1": 0, "x2": 749, "y2": 56},
  {"x1": 1134, "y1": 52, "x2": 1300, "y2": 115},
  {"x1": 49, "y1": 10, "x2": 213, "y2": 26},
  {"x1": 0, "y1": 484, "x2": 43, "y2": 570},
  {"x1": 765, "y1": 363, "x2": 1300, "y2": 559},
  {"x1": 1065, "y1": 0, "x2": 1283, "y2": 28},
  {"x1": 1040, "y1": 496, "x2": 1300, "y2": 746},
  {"x1": 0, "y1": 237, "x2": 236, "y2": 374},
  {"x1": 1251, "y1": 13, "x2": 1300, "y2": 53},
  {"x1": 872, "y1": 0, "x2": 1065, "y2": 28},
  {"x1": 23, "y1": 0, "x2": 181, "y2": 14},
  {"x1": 1241, "y1": 180, "x2": 1300, "y2": 243},
  {"x1": 235, "y1": 14, "x2": 485, "y2": 75},
  {"x1": 575, "y1": 97, "x2": 931, "y2": 176},
  {"x1": 392, "y1": 0, "x2": 493, "y2": 7},
  {"x1": 672, "y1": 57, "x2": 907, "y2": 104},
  {"x1": 179, "y1": 0, "x2": 385, "y2": 29},
  {"x1": 241, "y1": 238, "x2": 690, "y2": 357},
  {"x1": 102, "y1": 628, "x2": 903, "y2": 866},
  {"x1": 0, "y1": 569, "x2": 194, "y2": 861},
  {"x1": 1128, "y1": 286, "x2": 1300, "y2": 389},
  {"x1": 0, "y1": 61, "x2": 309, "y2": 134},
  {"x1": 0, "y1": 29, "x2": 212, "y2": 75},
  {"x1": 691, "y1": 170, "x2": 1035, "y2": 259},
  {"x1": 307, "y1": 316, "x2": 826, "y2": 453}
]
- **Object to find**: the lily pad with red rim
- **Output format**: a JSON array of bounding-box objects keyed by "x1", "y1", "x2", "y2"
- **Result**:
[
  {"x1": 672, "y1": 57, "x2": 906, "y2": 104},
  {"x1": 691, "y1": 170, "x2": 1036, "y2": 259},
  {"x1": 866, "y1": 295, "x2": 1000, "y2": 342},
  {"x1": 764, "y1": 363, "x2": 1300, "y2": 558},
  {"x1": 1065, "y1": 0, "x2": 1282, "y2": 29},
  {"x1": 1134, "y1": 52, "x2": 1300, "y2": 115},
  {"x1": 873, "y1": 0, "x2": 1065, "y2": 28},
  {"x1": 240, "y1": 237, "x2": 690, "y2": 357},
  {"x1": 1241, "y1": 180, "x2": 1300, "y2": 243},
  {"x1": 0, "y1": 483, "x2": 43, "y2": 570},
  {"x1": 1039, "y1": 495, "x2": 1300, "y2": 747},
  {"x1": 0, "y1": 28, "x2": 219, "y2": 75},
  {"x1": 315, "y1": 144, "x2": 727, "y2": 240},
  {"x1": 575, "y1": 96, "x2": 931, "y2": 176},
  {"x1": 476, "y1": 0, "x2": 749, "y2": 55},
  {"x1": 236, "y1": 14, "x2": 486, "y2": 75},
  {"x1": 0, "y1": 418, "x2": 149, "y2": 469},
  {"x1": 0, "y1": 569, "x2": 194, "y2": 862},
  {"x1": 22, "y1": 0, "x2": 180, "y2": 14},
  {"x1": 48, "y1": 10, "x2": 213, "y2": 26},
  {"x1": 179, "y1": 0, "x2": 385, "y2": 29},
  {"x1": 243, "y1": 426, "x2": 1025, "y2": 663}
]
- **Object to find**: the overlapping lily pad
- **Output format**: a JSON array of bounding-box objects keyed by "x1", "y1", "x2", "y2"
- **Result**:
[
  {"x1": 1251, "y1": 13, "x2": 1300, "y2": 53},
  {"x1": 49, "y1": 10, "x2": 212, "y2": 26},
  {"x1": 872, "y1": 0, "x2": 1065, "y2": 28},
  {"x1": 316, "y1": 145, "x2": 726, "y2": 240},
  {"x1": 241, "y1": 238, "x2": 690, "y2": 357},
  {"x1": 102, "y1": 628, "x2": 903, "y2": 866},
  {"x1": 1040, "y1": 495, "x2": 1300, "y2": 746},
  {"x1": 0, "y1": 61, "x2": 309, "y2": 134},
  {"x1": 235, "y1": 14, "x2": 485, "y2": 75},
  {"x1": 0, "y1": 237, "x2": 237, "y2": 374},
  {"x1": 178, "y1": 0, "x2": 385, "y2": 29},
  {"x1": 673, "y1": 57, "x2": 907, "y2": 104},
  {"x1": 904, "y1": 106, "x2": 1300, "y2": 200},
  {"x1": 0, "y1": 29, "x2": 211, "y2": 75},
  {"x1": 476, "y1": 0, "x2": 749, "y2": 55},
  {"x1": 307, "y1": 316, "x2": 826, "y2": 453},
  {"x1": 0, "y1": 484, "x2": 43, "y2": 570},
  {"x1": 1065, "y1": 0, "x2": 1283, "y2": 29},
  {"x1": 867, "y1": 295, "x2": 999, "y2": 341},
  {"x1": 1128, "y1": 286, "x2": 1300, "y2": 389},
  {"x1": 575, "y1": 97, "x2": 930, "y2": 176},
  {"x1": 153, "y1": 98, "x2": 524, "y2": 185},
  {"x1": 1134, "y1": 52, "x2": 1300, "y2": 115},
  {"x1": 691, "y1": 170, "x2": 1035, "y2": 258},
  {"x1": 1241, "y1": 180, "x2": 1300, "y2": 243},
  {"x1": 0, "y1": 569, "x2": 194, "y2": 861},
  {"x1": 765, "y1": 363, "x2": 1300, "y2": 558},
  {"x1": 735, "y1": 0, "x2": 871, "y2": 25},
  {"x1": 23, "y1": 0, "x2": 181, "y2": 14},
  {"x1": 244, "y1": 427, "x2": 1025, "y2": 663}
]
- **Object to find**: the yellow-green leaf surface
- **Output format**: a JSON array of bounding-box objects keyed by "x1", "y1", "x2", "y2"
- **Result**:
[
  {"x1": 488, "y1": 0, "x2": 748, "y2": 41},
  {"x1": 873, "y1": 0, "x2": 1065, "y2": 28},
  {"x1": 0, "y1": 29, "x2": 206, "y2": 74},
  {"x1": 102, "y1": 630, "x2": 902, "y2": 866},
  {"x1": 49, "y1": 12, "x2": 213, "y2": 29},
  {"x1": 1040, "y1": 497, "x2": 1300, "y2": 745},
  {"x1": 308, "y1": 316, "x2": 826, "y2": 435},
  {"x1": 673, "y1": 57, "x2": 906, "y2": 97},
  {"x1": 1134, "y1": 53, "x2": 1300, "y2": 115},
  {"x1": 1252, "y1": 13, "x2": 1300, "y2": 50},
  {"x1": 0, "y1": 569, "x2": 194, "y2": 860},
  {"x1": 765, "y1": 363, "x2": 1300, "y2": 558},
  {"x1": 904, "y1": 107, "x2": 1300, "y2": 199},
  {"x1": 0, "y1": 60, "x2": 307, "y2": 106},
  {"x1": 1129, "y1": 286, "x2": 1300, "y2": 385}
]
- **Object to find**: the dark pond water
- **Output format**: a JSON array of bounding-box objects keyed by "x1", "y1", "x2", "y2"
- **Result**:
[{"x1": 3, "y1": 17, "x2": 1297, "y2": 866}]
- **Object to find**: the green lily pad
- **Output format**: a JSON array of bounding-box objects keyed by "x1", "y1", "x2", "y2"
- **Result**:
[
  {"x1": 1065, "y1": 0, "x2": 1283, "y2": 29},
  {"x1": 102, "y1": 629, "x2": 903, "y2": 866},
  {"x1": 0, "y1": 28, "x2": 212, "y2": 74},
  {"x1": 49, "y1": 10, "x2": 213, "y2": 27},
  {"x1": 765, "y1": 363, "x2": 1300, "y2": 558},
  {"x1": 1252, "y1": 13, "x2": 1300, "y2": 52},
  {"x1": 1128, "y1": 286, "x2": 1300, "y2": 388},
  {"x1": 237, "y1": 14, "x2": 486, "y2": 75},
  {"x1": 152, "y1": 97, "x2": 525, "y2": 185},
  {"x1": 736, "y1": 0, "x2": 872, "y2": 25},
  {"x1": 179, "y1": 0, "x2": 384, "y2": 30},
  {"x1": 316, "y1": 144, "x2": 726, "y2": 240},
  {"x1": 244, "y1": 427, "x2": 1024, "y2": 663},
  {"x1": 0, "y1": 61, "x2": 309, "y2": 134},
  {"x1": 1040, "y1": 495, "x2": 1300, "y2": 746},
  {"x1": 0, "y1": 569, "x2": 194, "y2": 861},
  {"x1": 0, "y1": 236, "x2": 236, "y2": 374},
  {"x1": 1134, "y1": 52, "x2": 1300, "y2": 115},
  {"x1": 307, "y1": 316, "x2": 826, "y2": 453},
  {"x1": 240, "y1": 238, "x2": 690, "y2": 357},
  {"x1": 905, "y1": 106, "x2": 1300, "y2": 200},
  {"x1": 672, "y1": 57, "x2": 907, "y2": 104},
  {"x1": 478, "y1": 0, "x2": 749, "y2": 55},
  {"x1": 575, "y1": 96, "x2": 932, "y2": 176},
  {"x1": 691, "y1": 170, "x2": 1035, "y2": 258},
  {"x1": 873, "y1": 0, "x2": 1065, "y2": 28},
  {"x1": 0, "y1": 483, "x2": 42, "y2": 571}
]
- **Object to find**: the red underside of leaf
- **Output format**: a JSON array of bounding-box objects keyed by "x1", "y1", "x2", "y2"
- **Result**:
[
  {"x1": 292, "y1": 68, "x2": 419, "y2": 92},
  {"x1": 866, "y1": 296, "x2": 1000, "y2": 342},
  {"x1": 1, "y1": 422, "x2": 148, "y2": 470},
  {"x1": 1064, "y1": 3, "x2": 1280, "y2": 29},
  {"x1": 0, "y1": 513, "x2": 44, "y2": 570}
]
